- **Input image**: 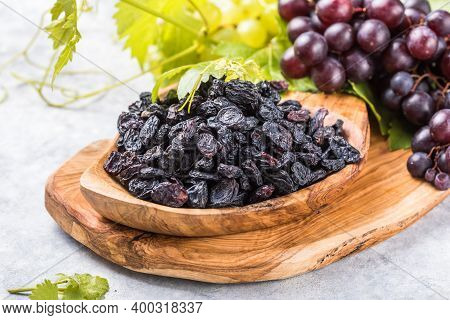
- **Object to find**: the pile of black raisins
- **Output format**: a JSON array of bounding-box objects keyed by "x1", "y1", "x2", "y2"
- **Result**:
[{"x1": 104, "y1": 78, "x2": 361, "y2": 208}]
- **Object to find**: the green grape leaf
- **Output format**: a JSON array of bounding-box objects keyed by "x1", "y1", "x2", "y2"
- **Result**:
[
  {"x1": 114, "y1": 0, "x2": 214, "y2": 72},
  {"x1": 212, "y1": 42, "x2": 257, "y2": 59},
  {"x1": 348, "y1": 81, "x2": 390, "y2": 135},
  {"x1": 152, "y1": 64, "x2": 196, "y2": 101},
  {"x1": 388, "y1": 117, "x2": 414, "y2": 150},
  {"x1": 173, "y1": 58, "x2": 266, "y2": 112},
  {"x1": 289, "y1": 77, "x2": 318, "y2": 92},
  {"x1": 176, "y1": 58, "x2": 266, "y2": 101},
  {"x1": 45, "y1": 0, "x2": 81, "y2": 84},
  {"x1": 29, "y1": 280, "x2": 59, "y2": 300},
  {"x1": 114, "y1": 0, "x2": 163, "y2": 68}
]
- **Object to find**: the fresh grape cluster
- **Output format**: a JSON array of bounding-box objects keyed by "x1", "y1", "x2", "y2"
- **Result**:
[
  {"x1": 408, "y1": 109, "x2": 449, "y2": 190},
  {"x1": 279, "y1": 0, "x2": 449, "y2": 190}
]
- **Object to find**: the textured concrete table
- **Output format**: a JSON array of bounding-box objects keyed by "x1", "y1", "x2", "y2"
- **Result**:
[{"x1": 1, "y1": 0, "x2": 449, "y2": 300}]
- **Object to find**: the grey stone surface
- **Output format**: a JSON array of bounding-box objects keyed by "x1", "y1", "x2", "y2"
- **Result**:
[{"x1": 0, "y1": 0, "x2": 448, "y2": 300}]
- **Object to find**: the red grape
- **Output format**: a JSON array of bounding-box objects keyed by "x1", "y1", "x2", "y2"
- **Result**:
[
  {"x1": 424, "y1": 168, "x2": 437, "y2": 182},
  {"x1": 278, "y1": 0, "x2": 311, "y2": 22},
  {"x1": 310, "y1": 11, "x2": 328, "y2": 32},
  {"x1": 390, "y1": 71, "x2": 414, "y2": 96},
  {"x1": 287, "y1": 17, "x2": 314, "y2": 43},
  {"x1": 294, "y1": 31, "x2": 328, "y2": 66},
  {"x1": 367, "y1": 0, "x2": 405, "y2": 29},
  {"x1": 415, "y1": 80, "x2": 430, "y2": 93},
  {"x1": 316, "y1": 0, "x2": 354, "y2": 25},
  {"x1": 411, "y1": 126, "x2": 437, "y2": 153},
  {"x1": 381, "y1": 88, "x2": 403, "y2": 110},
  {"x1": 407, "y1": 152, "x2": 433, "y2": 178},
  {"x1": 357, "y1": 19, "x2": 391, "y2": 53},
  {"x1": 382, "y1": 39, "x2": 416, "y2": 73},
  {"x1": 342, "y1": 48, "x2": 375, "y2": 82},
  {"x1": 440, "y1": 50, "x2": 450, "y2": 80},
  {"x1": 437, "y1": 149, "x2": 449, "y2": 173},
  {"x1": 404, "y1": 0, "x2": 430, "y2": 14},
  {"x1": 311, "y1": 57, "x2": 346, "y2": 92},
  {"x1": 429, "y1": 109, "x2": 450, "y2": 144},
  {"x1": 430, "y1": 37, "x2": 446, "y2": 62},
  {"x1": 352, "y1": 18, "x2": 365, "y2": 32},
  {"x1": 444, "y1": 92, "x2": 450, "y2": 109},
  {"x1": 397, "y1": 8, "x2": 425, "y2": 32},
  {"x1": 406, "y1": 26, "x2": 438, "y2": 60},
  {"x1": 434, "y1": 173, "x2": 449, "y2": 190},
  {"x1": 402, "y1": 91, "x2": 435, "y2": 126},
  {"x1": 431, "y1": 89, "x2": 444, "y2": 109},
  {"x1": 426, "y1": 10, "x2": 450, "y2": 37},
  {"x1": 324, "y1": 23, "x2": 355, "y2": 52},
  {"x1": 280, "y1": 47, "x2": 310, "y2": 79}
]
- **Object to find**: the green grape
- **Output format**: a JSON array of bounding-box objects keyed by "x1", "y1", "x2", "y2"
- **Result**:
[
  {"x1": 237, "y1": 19, "x2": 268, "y2": 48},
  {"x1": 221, "y1": 0, "x2": 245, "y2": 25},
  {"x1": 241, "y1": 0, "x2": 264, "y2": 19},
  {"x1": 260, "y1": 5, "x2": 281, "y2": 36},
  {"x1": 212, "y1": 27, "x2": 241, "y2": 42}
]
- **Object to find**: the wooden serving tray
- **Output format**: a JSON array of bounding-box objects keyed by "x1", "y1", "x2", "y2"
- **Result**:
[
  {"x1": 80, "y1": 92, "x2": 369, "y2": 237},
  {"x1": 45, "y1": 136, "x2": 449, "y2": 283}
]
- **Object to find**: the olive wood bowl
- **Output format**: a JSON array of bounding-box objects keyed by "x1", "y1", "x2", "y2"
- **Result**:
[{"x1": 80, "y1": 92, "x2": 370, "y2": 237}]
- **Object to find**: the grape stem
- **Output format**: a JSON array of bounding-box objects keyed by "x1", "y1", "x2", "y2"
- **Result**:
[
  {"x1": 427, "y1": 144, "x2": 450, "y2": 173},
  {"x1": 411, "y1": 72, "x2": 444, "y2": 92},
  {"x1": 186, "y1": 0, "x2": 209, "y2": 33},
  {"x1": 7, "y1": 280, "x2": 68, "y2": 294},
  {"x1": 353, "y1": 7, "x2": 366, "y2": 13}
]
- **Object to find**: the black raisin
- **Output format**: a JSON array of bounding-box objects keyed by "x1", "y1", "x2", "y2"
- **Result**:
[
  {"x1": 197, "y1": 133, "x2": 219, "y2": 158},
  {"x1": 291, "y1": 162, "x2": 312, "y2": 187},
  {"x1": 249, "y1": 184, "x2": 275, "y2": 204},
  {"x1": 139, "y1": 115, "x2": 160, "y2": 147},
  {"x1": 209, "y1": 179, "x2": 239, "y2": 208},
  {"x1": 187, "y1": 181, "x2": 208, "y2": 208},
  {"x1": 216, "y1": 106, "x2": 245, "y2": 129},
  {"x1": 262, "y1": 121, "x2": 293, "y2": 151},
  {"x1": 128, "y1": 178, "x2": 158, "y2": 199},
  {"x1": 218, "y1": 163, "x2": 243, "y2": 178},
  {"x1": 150, "y1": 182, "x2": 188, "y2": 207}
]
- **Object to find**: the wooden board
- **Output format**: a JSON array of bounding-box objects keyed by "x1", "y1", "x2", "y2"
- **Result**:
[
  {"x1": 45, "y1": 136, "x2": 449, "y2": 283},
  {"x1": 80, "y1": 92, "x2": 370, "y2": 237}
]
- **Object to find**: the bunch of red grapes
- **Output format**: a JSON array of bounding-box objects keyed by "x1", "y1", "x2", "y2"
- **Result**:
[{"x1": 279, "y1": 0, "x2": 449, "y2": 190}]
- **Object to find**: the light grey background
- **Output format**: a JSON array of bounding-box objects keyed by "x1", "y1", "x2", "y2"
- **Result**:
[{"x1": 0, "y1": 0, "x2": 449, "y2": 300}]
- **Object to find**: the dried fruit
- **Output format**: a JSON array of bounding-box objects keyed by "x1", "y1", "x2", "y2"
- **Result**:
[
  {"x1": 105, "y1": 78, "x2": 361, "y2": 208},
  {"x1": 187, "y1": 181, "x2": 208, "y2": 208},
  {"x1": 150, "y1": 182, "x2": 188, "y2": 207}
]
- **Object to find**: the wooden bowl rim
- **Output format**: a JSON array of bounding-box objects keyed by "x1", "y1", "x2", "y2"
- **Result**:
[{"x1": 80, "y1": 102, "x2": 370, "y2": 218}]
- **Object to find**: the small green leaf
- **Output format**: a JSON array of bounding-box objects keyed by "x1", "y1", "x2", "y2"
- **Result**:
[
  {"x1": 51, "y1": 32, "x2": 81, "y2": 84},
  {"x1": 152, "y1": 64, "x2": 195, "y2": 101},
  {"x1": 388, "y1": 117, "x2": 414, "y2": 150},
  {"x1": 72, "y1": 274, "x2": 109, "y2": 300},
  {"x1": 177, "y1": 66, "x2": 206, "y2": 100},
  {"x1": 62, "y1": 283, "x2": 83, "y2": 300},
  {"x1": 45, "y1": 0, "x2": 81, "y2": 84},
  {"x1": 29, "y1": 280, "x2": 59, "y2": 300}
]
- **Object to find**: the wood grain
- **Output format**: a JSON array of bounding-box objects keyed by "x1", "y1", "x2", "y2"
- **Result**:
[
  {"x1": 80, "y1": 92, "x2": 370, "y2": 237},
  {"x1": 45, "y1": 136, "x2": 448, "y2": 283}
]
